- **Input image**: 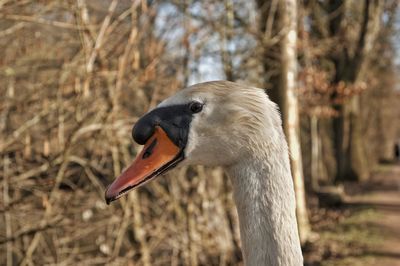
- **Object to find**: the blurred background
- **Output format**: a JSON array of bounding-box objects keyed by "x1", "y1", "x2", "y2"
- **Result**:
[{"x1": 0, "y1": 0, "x2": 399, "y2": 265}]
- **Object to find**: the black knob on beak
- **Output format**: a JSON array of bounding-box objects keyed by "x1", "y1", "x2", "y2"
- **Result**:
[
  {"x1": 132, "y1": 115, "x2": 158, "y2": 145},
  {"x1": 131, "y1": 104, "x2": 193, "y2": 149}
]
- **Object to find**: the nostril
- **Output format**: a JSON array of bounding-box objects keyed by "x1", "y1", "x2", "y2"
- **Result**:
[{"x1": 142, "y1": 139, "x2": 157, "y2": 159}]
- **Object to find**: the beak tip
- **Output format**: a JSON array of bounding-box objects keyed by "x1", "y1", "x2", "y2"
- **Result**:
[
  {"x1": 105, "y1": 194, "x2": 115, "y2": 205},
  {"x1": 104, "y1": 187, "x2": 115, "y2": 205},
  {"x1": 105, "y1": 195, "x2": 111, "y2": 205}
]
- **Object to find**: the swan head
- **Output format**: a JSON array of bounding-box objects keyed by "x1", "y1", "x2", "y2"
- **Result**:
[{"x1": 105, "y1": 80, "x2": 282, "y2": 203}]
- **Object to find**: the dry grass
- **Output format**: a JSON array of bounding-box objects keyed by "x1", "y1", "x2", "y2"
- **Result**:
[{"x1": 0, "y1": 1, "x2": 242, "y2": 265}]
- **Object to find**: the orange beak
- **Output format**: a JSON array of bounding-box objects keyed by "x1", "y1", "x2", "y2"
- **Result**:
[{"x1": 105, "y1": 126, "x2": 183, "y2": 204}]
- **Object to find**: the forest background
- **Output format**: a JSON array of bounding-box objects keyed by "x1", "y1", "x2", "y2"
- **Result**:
[{"x1": 0, "y1": 0, "x2": 399, "y2": 265}]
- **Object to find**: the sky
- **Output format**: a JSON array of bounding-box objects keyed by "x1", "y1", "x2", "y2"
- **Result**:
[{"x1": 155, "y1": 2, "x2": 400, "y2": 89}]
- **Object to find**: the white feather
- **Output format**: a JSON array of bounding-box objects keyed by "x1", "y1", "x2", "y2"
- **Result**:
[{"x1": 157, "y1": 80, "x2": 303, "y2": 266}]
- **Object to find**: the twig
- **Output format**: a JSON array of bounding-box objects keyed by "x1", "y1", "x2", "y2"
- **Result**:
[
  {"x1": 83, "y1": 0, "x2": 118, "y2": 97},
  {"x1": 10, "y1": 163, "x2": 50, "y2": 183},
  {"x1": 113, "y1": 0, "x2": 140, "y2": 111},
  {"x1": 0, "y1": 216, "x2": 62, "y2": 245},
  {"x1": 0, "y1": 22, "x2": 25, "y2": 37},
  {"x1": 130, "y1": 190, "x2": 152, "y2": 266},
  {"x1": 0, "y1": 103, "x2": 57, "y2": 151},
  {"x1": 0, "y1": 14, "x2": 88, "y2": 30},
  {"x1": 3, "y1": 156, "x2": 12, "y2": 266}
]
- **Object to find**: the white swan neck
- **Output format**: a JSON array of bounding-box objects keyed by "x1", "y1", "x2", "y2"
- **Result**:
[{"x1": 227, "y1": 154, "x2": 303, "y2": 266}]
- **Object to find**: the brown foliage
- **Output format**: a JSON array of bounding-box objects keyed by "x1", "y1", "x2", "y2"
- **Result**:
[
  {"x1": 0, "y1": 1, "x2": 242, "y2": 265},
  {"x1": 298, "y1": 67, "x2": 368, "y2": 117}
]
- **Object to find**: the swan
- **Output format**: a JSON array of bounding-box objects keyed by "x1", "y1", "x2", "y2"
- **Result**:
[{"x1": 105, "y1": 80, "x2": 303, "y2": 265}]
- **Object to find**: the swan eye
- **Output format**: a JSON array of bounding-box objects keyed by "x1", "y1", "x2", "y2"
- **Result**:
[{"x1": 189, "y1": 101, "x2": 203, "y2": 113}]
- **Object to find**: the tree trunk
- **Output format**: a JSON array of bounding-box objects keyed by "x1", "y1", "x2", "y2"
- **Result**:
[
  {"x1": 333, "y1": 96, "x2": 369, "y2": 181},
  {"x1": 221, "y1": 0, "x2": 235, "y2": 81},
  {"x1": 330, "y1": 0, "x2": 383, "y2": 182},
  {"x1": 256, "y1": 0, "x2": 281, "y2": 102},
  {"x1": 319, "y1": 118, "x2": 337, "y2": 183},
  {"x1": 310, "y1": 115, "x2": 320, "y2": 191},
  {"x1": 279, "y1": 0, "x2": 312, "y2": 243}
]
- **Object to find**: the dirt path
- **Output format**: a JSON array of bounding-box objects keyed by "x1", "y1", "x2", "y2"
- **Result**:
[{"x1": 345, "y1": 164, "x2": 400, "y2": 266}]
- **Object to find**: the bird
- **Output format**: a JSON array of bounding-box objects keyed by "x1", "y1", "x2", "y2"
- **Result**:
[{"x1": 105, "y1": 80, "x2": 303, "y2": 266}]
